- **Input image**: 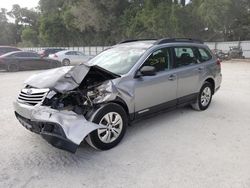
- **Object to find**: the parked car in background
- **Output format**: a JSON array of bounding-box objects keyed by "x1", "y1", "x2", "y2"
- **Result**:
[
  {"x1": 38, "y1": 48, "x2": 66, "y2": 58},
  {"x1": 0, "y1": 51, "x2": 61, "y2": 72},
  {"x1": 49, "y1": 50, "x2": 93, "y2": 66},
  {"x1": 0, "y1": 46, "x2": 21, "y2": 56}
]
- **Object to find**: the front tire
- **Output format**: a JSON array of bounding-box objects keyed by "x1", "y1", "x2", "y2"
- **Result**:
[
  {"x1": 191, "y1": 82, "x2": 213, "y2": 111},
  {"x1": 86, "y1": 103, "x2": 128, "y2": 150}
]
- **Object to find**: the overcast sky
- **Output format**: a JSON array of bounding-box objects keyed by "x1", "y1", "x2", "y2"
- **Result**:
[{"x1": 0, "y1": 0, "x2": 39, "y2": 10}]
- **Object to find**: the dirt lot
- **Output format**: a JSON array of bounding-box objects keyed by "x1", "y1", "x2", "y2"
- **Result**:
[{"x1": 0, "y1": 62, "x2": 250, "y2": 188}]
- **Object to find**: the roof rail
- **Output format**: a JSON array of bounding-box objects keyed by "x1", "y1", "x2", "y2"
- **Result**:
[
  {"x1": 155, "y1": 38, "x2": 204, "y2": 45},
  {"x1": 119, "y1": 39, "x2": 157, "y2": 44}
]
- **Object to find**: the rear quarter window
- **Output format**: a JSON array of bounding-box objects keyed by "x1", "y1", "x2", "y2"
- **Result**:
[{"x1": 198, "y1": 48, "x2": 212, "y2": 62}]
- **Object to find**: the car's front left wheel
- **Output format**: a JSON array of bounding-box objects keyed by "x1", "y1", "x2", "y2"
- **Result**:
[
  {"x1": 7, "y1": 64, "x2": 19, "y2": 72},
  {"x1": 86, "y1": 103, "x2": 128, "y2": 150}
]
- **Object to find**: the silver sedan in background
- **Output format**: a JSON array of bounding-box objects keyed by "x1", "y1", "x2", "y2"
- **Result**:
[{"x1": 49, "y1": 50, "x2": 93, "y2": 66}]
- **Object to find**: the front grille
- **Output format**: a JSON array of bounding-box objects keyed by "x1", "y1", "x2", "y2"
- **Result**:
[{"x1": 18, "y1": 88, "x2": 49, "y2": 106}]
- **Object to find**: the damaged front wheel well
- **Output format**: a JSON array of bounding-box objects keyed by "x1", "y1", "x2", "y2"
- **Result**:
[{"x1": 111, "y1": 98, "x2": 129, "y2": 117}]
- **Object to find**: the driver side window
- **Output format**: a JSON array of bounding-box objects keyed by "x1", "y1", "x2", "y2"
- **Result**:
[{"x1": 143, "y1": 48, "x2": 171, "y2": 72}]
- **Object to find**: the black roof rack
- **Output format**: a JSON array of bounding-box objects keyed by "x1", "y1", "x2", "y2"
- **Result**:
[
  {"x1": 155, "y1": 38, "x2": 204, "y2": 45},
  {"x1": 119, "y1": 39, "x2": 157, "y2": 44}
]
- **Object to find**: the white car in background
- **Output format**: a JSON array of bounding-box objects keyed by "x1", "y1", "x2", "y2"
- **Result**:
[{"x1": 49, "y1": 50, "x2": 93, "y2": 66}]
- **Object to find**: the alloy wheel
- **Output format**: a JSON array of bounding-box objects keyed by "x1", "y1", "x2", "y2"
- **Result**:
[
  {"x1": 201, "y1": 87, "x2": 212, "y2": 107},
  {"x1": 97, "y1": 112, "x2": 123, "y2": 143}
]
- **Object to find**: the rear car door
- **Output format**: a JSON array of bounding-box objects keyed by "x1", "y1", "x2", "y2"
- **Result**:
[
  {"x1": 134, "y1": 47, "x2": 178, "y2": 117},
  {"x1": 172, "y1": 46, "x2": 202, "y2": 104}
]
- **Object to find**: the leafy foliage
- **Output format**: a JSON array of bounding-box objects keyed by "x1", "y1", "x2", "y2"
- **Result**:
[{"x1": 1, "y1": 0, "x2": 250, "y2": 46}]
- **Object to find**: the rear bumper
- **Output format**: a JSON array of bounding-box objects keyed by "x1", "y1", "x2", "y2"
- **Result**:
[{"x1": 13, "y1": 101, "x2": 104, "y2": 153}]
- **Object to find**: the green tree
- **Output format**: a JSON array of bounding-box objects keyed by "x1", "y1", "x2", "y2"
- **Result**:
[
  {"x1": 21, "y1": 27, "x2": 38, "y2": 46},
  {"x1": 0, "y1": 8, "x2": 16, "y2": 45}
]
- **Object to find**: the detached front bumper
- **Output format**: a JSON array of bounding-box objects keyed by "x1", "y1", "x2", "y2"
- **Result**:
[{"x1": 14, "y1": 101, "x2": 104, "y2": 153}]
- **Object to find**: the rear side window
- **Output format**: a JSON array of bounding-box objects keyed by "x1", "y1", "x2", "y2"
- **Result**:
[
  {"x1": 198, "y1": 48, "x2": 212, "y2": 62},
  {"x1": 173, "y1": 47, "x2": 197, "y2": 68},
  {"x1": 66, "y1": 51, "x2": 74, "y2": 55},
  {"x1": 76, "y1": 51, "x2": 84, "y2": 56},
  {"x1": 15, "y1": 52, "x2": 29, "y2": 57},
  {"x1": 27, "y1": 53, "x2": 39, "y2": 57}
]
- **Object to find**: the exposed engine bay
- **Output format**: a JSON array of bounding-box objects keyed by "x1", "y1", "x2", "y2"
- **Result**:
[
  {"x1": 14, "y1": 64, "x2": 130, "y2": 152},
  {"x1": 40, "y1": 65, "x2": 120, "y2": 116}
]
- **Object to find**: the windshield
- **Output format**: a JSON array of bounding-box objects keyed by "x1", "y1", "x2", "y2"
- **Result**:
[{"x1": 87, "y1": 47, "x2": 146, "y2": 75}]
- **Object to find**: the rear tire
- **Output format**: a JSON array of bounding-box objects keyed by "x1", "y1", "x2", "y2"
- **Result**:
[
  {"x1": 191, "y1": 82, "x2": 213, "y2": 111},
  {"x1": 86, "y1": 103, "x2": 128, "y2": 150},
  {"x1": 7, "y1": 64, "x2": 19, "y2": 72}
]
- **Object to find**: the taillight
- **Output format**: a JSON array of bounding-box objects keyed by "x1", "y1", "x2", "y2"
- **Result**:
[{"x1": 216, "y1": 58, "x2": 221, "y2": 68}]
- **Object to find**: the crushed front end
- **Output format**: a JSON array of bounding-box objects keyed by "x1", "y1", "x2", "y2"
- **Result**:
[{"x1": 14, "y1": 65, "x2": 121, "y2": 153}]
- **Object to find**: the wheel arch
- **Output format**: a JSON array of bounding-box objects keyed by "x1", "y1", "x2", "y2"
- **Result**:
[
  {"x1": 204, "y1": 77, "x2": 215, "y2": 94},
  {"x1": 62, "y1": 58, "x2": 70, "y2": 62},
  {"x1": 111, "y1": 97, "x2": 130, "y2": 117},
  {"x1": 85, "y1": 98, "x2": 130, "y2": 121}
]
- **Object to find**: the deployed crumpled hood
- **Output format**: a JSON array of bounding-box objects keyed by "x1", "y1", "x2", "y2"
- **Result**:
[{"x1": 25, "y1": 64, "x2": 120, "y2": 93}]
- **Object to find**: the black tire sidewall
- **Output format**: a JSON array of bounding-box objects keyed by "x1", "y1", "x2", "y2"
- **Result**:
[
  {"x1": 198, "y1": 82, "x2": 213, "y2": 111},
  {"x1": 89, "y1": 103, "x2": 128, "y2": 150}
]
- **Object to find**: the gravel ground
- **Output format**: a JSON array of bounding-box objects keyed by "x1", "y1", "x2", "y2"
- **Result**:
[{"x1": 0, "y1": 62, "x2": 250, "y2": 188}]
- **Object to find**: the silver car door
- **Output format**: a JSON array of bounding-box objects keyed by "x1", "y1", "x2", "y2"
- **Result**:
[
  {"x1": 173, "y1": 46, "x2": 200, "y2": 102},
  {"x1": 133, "y1": 48, "x2": 177, "y2": 115}
]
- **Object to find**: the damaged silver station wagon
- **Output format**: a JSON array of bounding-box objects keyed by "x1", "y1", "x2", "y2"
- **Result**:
[{"x1": 14, "y1": 38, "x2": 222, "y2": 153}]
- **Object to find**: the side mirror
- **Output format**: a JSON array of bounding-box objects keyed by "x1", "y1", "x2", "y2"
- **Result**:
[{"x1": 136, "y1": 66, "x2": 156, "y2": 78}]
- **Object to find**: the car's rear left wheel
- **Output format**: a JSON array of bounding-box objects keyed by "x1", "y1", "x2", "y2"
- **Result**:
[
  {"x1": 86, "y1": 103, "x2": 128, "y2": 150},
  {"x1": 191, "y1": 82, "x2": 213, "y2": 111}
]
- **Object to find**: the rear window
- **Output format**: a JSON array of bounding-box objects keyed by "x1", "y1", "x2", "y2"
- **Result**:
[
  {"x1": 198, "y1": 48, "x2": 212, "y2": 62},
  {"x1": 65, "y1": 51, "x2": 75, "y2": 55}
]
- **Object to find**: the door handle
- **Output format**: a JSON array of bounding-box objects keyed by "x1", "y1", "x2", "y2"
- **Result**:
[
  {"x1": 168, "y1": 74, "x2": 177, "y2": 81},
  {"x1": 198, "y1": 67, "x2": 204, "y2": 72}
]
